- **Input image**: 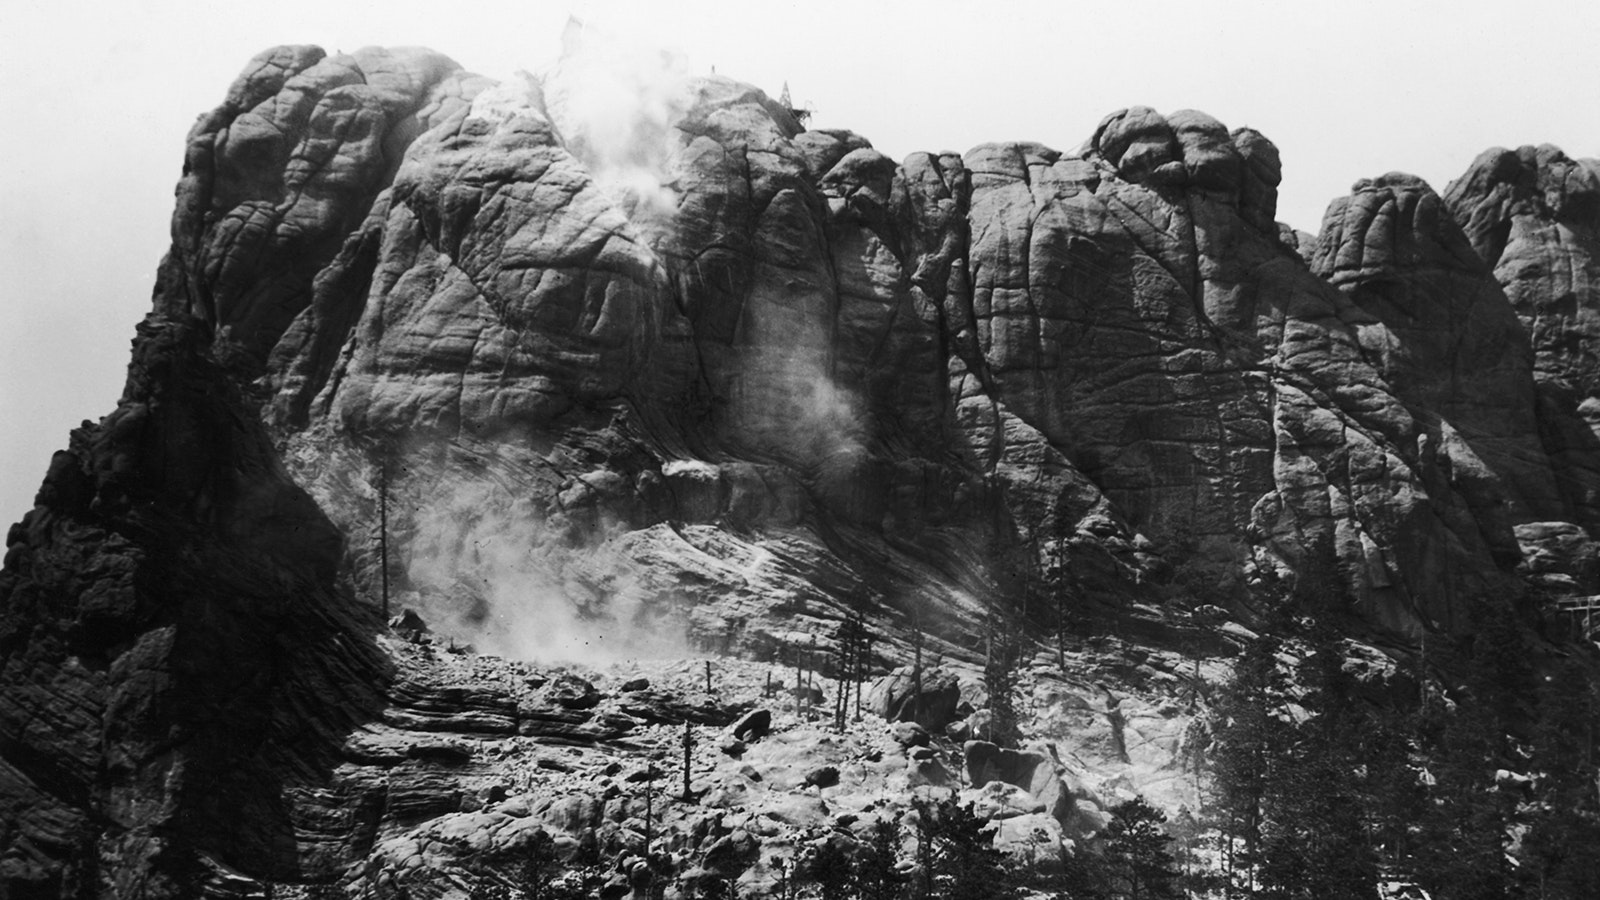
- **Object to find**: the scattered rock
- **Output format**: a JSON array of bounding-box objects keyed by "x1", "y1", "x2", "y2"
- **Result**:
[
  {"x1": 389, "y1": 608, "x2": 430, "y2": 637},
  {"x1": 732, "y1": 708, "x2": 773, "y2": 742},
  {"x1": 620, "y1": 691, "x2": 739, "y2": 726},
  {"x1": 993, "y1": 813, "x2": 1065, "y2": 869},
  {"x1": 908, "y1": 757, "x2": 955, "y2": 788},
  {"x1": 964, "y1": 741, "x2": 1074, "y2": 823},
  {"x1": 700, "y1": 829, "x2": 760, "y2": 876},
  {"x1": 804, "y1": 766, "x2": 841, "y2": 790},
  {"x1": 792, "y1": 685, "x2": 827, "y2": 707},
  {"x1": 888, "y1": 722, "x2": 930, "y2": 748},
  {"x1": 547, "y1": 674, "x2": 601, "y2": 710},
  {"x1": 964, "y1": 781, "x2": 1046, "y2": 819}
]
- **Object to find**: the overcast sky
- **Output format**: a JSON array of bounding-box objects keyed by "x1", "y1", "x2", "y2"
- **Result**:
[{"x1": 2, "y1": 0, "x2": 1596, "y2": 522}]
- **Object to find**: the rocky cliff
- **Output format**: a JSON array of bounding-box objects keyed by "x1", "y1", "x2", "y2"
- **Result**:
[{"x1": 3, "y1": 40, "x2": 1599, "y2": 898}]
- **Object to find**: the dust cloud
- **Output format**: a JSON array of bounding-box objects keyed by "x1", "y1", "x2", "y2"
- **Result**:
[
  {"x1": 398, "y1": 478, "x2": 691, "y2": 665},
  {"x1": 538, "y1": 16, "x2": 690, "y2": 216}
]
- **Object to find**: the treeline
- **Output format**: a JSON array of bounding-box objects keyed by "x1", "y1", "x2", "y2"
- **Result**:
[{"x1": 1199, "y1": 600, "x2": 1600, "y2": 900}]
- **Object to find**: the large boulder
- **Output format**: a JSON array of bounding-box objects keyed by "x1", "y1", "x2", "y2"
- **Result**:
[
  {"x1": 867, "y1": 667, "x2": 963, "y2": 731},
  {"x1": 963, "y1": 741, "x2": 1076, "y2": 824}
]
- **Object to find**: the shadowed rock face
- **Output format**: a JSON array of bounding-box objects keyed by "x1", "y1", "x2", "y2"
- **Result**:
[
  {"x1": 0, "y1": 319, "x2": 388, "y2": 897},
  {"x1": 1444, "y1": 146, "x2": 1600, "y2": 527},
  {"x1": 6, "y1": 43, "x2": 1600, "y2": 897}
]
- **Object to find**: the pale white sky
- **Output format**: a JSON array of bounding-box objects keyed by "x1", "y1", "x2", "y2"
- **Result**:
[{"x1": 2, "y1": 0, "x2": 1596, "y2": 521}]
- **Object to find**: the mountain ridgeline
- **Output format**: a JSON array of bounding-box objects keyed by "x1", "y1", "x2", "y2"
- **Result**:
[{"x1": 2, "y1": 42, "x2": 1598, "y2": 899}]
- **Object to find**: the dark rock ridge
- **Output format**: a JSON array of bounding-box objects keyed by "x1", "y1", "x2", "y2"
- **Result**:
[
  {"x1": 1444, "y1": 146, "x2": 1600, "y2": 530},
  {"x1": 4, "y1": 41, "x2": 1600, "y2": 897},
  {"x1": 0, "y1": 318, "x2": 387, "y2": 896}
]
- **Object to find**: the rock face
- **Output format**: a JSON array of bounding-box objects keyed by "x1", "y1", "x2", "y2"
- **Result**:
[
  {"x1": 1444, "y1": 146, "x2": 1600, "y2": 528},
  {"x1": 6, "y1": 39, "x2": 1600, "y2": 898},
  {"x1": 0, "y1": 319, "x2": 387, "y2": 897}
]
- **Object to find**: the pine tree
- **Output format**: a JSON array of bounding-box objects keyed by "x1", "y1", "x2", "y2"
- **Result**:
[
  {"x1": 911, "y1": 794, "x2": 1017, "y2": 900},
  {"x1": 983, "y1": 612, "x2": 1025, "y2": 747},
  {"x1": 695, "y1": 872, "x2": 738, "y2": 900},
  {"x1": 855, "y1": 818, "x2": 907, "y2": 900},
  {"x1": 1520, "y1": 659, "x2": 1600, "y2": 899},
  {"x1": 1056, "y1": 846, "x2": 1111, "y2": 900},
  {"x1": 809, "y1": 836, "x2": 854, "y2": 900},
  {"x1": 516, "y1": 831, "x2": 563, "y2": 900},
  {"x1": 1413, "y1": 683, "x2": 1514, "y2": 900},
  {"x1": 1100, "y1": 797, "x2": 1180, "y2": 900},
  {"x1": 833, "y1": 613, "x2": 869, "y2": 732},
  {"x1": 1253, "y1": 630, "x2": 1379, "y2": 900},
  {"x1": 1204, "y1": 634, "x2": 1292, "y2": 892}
]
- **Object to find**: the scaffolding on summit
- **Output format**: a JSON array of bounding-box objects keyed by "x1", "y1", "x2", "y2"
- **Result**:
[
  {"x1": 1552, "y1": 594, "x2": 1600, "y2": 641},
  {"x1": 778, "y1": 82, "x2": 812, "y2": 126}
]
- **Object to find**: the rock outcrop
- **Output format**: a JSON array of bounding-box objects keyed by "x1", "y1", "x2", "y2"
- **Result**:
[
  {"x1": 1444, "y1": 146, "x2": 1600, "y2": 528},
  {"x1": 5, "y1": 38, "x2": 1600, "y2": 898},
  {"x1": 0, "y1": 318, "x2": 387, "y2": 896}
]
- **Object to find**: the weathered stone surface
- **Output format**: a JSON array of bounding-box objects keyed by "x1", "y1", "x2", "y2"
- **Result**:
[
  {"x1": 1314, "y1": 173, "x2": 1561, "y2": 556},
  {"x1": 992, "y1": 812, "x2": 1066, "y2": 869},
  {"x1": 803, "y1": 765, "x2": 840, "y2": 790},
  {"x1": 962, "y1": 741, "x2": 1076, "y2": 824},
  {"x1": 1515, "y1": 521, "x2": 1600, "y2": 593},
  {"x1": 618, "y1": 690, "x2": 739, "y2": 726},
  {"x1": 867, "y1": 667, "x2": 962, "y2": 731},
  {"x1": 886, "y1": 721, "x2": 930, "y2": 748},
  {"x1": 226, "y1": 57, "x2": 1588, "y2": 640},
  {"x1": 1444, "y1": 146, "x2": 1600, "y2": 527},
  {"x1": 0, "y1": 318, "x2": 389, "y2": 896},
  {"x1": 732, "y1": 708, "x2": 773, "y2": 742},
  {"x1": 545, "y1": 674, "x2": 601, "y2": 710},
  {"x1": 962, "y1": 780, "x2": 1046, "y2": 819},
  {"x1": 156, "y1": 46, "x2": 490, "y2": 363}
]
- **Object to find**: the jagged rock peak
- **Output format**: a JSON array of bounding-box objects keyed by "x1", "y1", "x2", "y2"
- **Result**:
[
  {"x1": 1445, "y1": 143, "x2": 1600, "y2": 268},
  {"x1": 1084, "y1": 106, "x2": 1282, "y2": 229},
  {"x1": 1314, "y1": 172, "x2": 1491, "y2": 284},
  {"x1": 1442, "y1": 145, "x2": 1600, "y2": 391},
  {"x1": 155, "y1": 45, "x2": 492, "y2": 362}
]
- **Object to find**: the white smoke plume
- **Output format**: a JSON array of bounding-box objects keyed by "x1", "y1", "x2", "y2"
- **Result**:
[
  {"x1": 399, "y1": 478, "x2": 691, "y2": 664},
  {"x1": 538, "y1": 16, "x2": 691, "y2": 216}
]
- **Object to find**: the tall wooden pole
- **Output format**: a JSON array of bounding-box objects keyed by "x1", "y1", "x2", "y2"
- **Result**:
[
  {"x1": 681, "y1": 722, "x2": 694, "y2": 801},
  {"x1": 644, "y1": 770, "x2": 654, "y2": 857}
]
